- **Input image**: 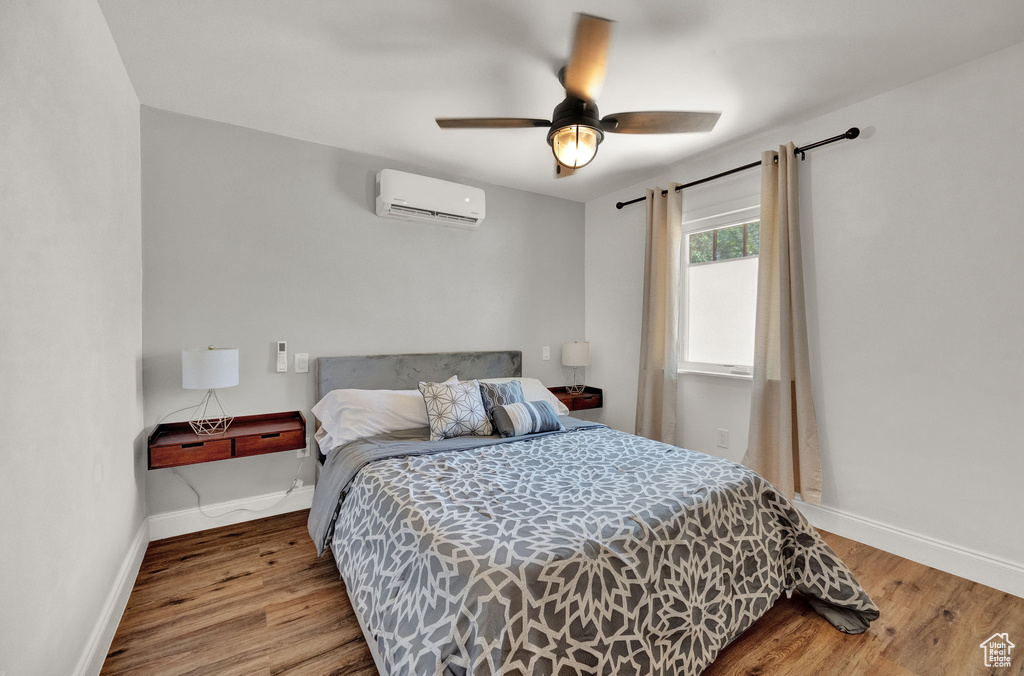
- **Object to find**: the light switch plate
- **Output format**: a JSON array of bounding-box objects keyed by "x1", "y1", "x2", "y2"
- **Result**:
[
  {"x1": 295, "y1": 353, "x2": 309, "y2": 373},
  {"x1": 542, "y1": 346, "x2": 550, "y2": 361}
]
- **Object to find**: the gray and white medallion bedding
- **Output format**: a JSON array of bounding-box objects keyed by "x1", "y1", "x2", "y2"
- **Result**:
[{"x1": 308, "y1": 420, "x2": 878, "y2": 676}]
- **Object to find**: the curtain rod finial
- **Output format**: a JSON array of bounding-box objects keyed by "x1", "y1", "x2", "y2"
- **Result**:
[
  {"x1": 615, "y1": 202, "x2": 624, "y2": 209},
  {"x1": 845, "y1": 127, "x2": 860, "y2": 139}
]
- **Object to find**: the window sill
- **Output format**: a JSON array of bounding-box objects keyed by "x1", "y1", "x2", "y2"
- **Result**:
[{"x1": 678, "y1": 368, "x2": 753, "y2": 381}]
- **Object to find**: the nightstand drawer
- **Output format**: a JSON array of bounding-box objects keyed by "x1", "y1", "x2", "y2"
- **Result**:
[
  {"x1": 150, "y1": 439, "x2": 233, "y2": 469},
  {"x1": 235, "y1": 429, "x2": 305, "y2": 457},
  {"x1": 561, "y1": 395, "x2": 580, "y2": 411},
  {"x1": 547, "y1": 386, "x2": 603, "y2": 411}
]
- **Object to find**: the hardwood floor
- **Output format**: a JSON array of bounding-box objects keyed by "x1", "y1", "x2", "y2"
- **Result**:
[
  {"x1": 102, "y1": 511, "x2": 376, "y2": 676},
  {"x1": 102, "y1": 510, "x2": 1024, "y2": 675}
]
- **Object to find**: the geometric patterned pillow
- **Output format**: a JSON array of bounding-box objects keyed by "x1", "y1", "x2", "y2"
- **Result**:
[
  {"x1": 478, "y1": 380, "x2": 525, "y2": 419},
  {"x1": 418, "y1": 379, "x2": 494, "y2": 441}
]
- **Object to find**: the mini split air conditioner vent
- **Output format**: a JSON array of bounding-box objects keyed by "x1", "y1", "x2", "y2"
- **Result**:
[
  {"x1": 375, "y1": 169, "x2": 485, "y2": 229},
  {"x1": 386, "y1": 204, "x2": 479, "y2": 226}
]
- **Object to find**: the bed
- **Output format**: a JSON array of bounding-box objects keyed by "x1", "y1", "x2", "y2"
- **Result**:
[{"x1": 307, "y1": 351, "x2": 878, "y2": 676}]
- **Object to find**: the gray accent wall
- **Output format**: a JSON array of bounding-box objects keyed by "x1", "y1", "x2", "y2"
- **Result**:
[
  {"x1": 140, "y1": 107, "x2": 585, "y2": 516},
  {"x1": 0, "y1": 1, "x2": 144, "y2": 674}
]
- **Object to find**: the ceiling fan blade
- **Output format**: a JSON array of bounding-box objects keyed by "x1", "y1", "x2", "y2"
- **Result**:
[
  {"x1": 563, "y1": 14, "x2": 613, "y2": 102},
  {"x1": 601, "y1": 111, "x2": 721, "y2": 134},
  {"x1": 436, "y1": 117, "x2": 551, "y2": 129},
  {"x1": 555, "y1": 161, "x2": 575, "y2": 178}
]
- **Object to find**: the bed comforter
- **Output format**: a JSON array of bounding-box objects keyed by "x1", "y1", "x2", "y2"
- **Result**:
[{"x1": 309, "y1": 421, "x2": 878, "y2": 676}]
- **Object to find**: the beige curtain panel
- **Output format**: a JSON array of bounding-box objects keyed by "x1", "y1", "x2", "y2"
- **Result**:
[
  {"x1": 635, "y1": 183, "x2": 682, "y2": 443},
  {"x1": 742, "y1": 144, "x2": 823, "y2": 504}
]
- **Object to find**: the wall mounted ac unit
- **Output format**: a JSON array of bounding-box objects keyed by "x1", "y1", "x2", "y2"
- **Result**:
[{"x1": 375, "y1": 169, "x2": 485, "y2": 228}]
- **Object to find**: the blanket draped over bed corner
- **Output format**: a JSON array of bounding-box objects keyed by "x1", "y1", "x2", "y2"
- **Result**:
[{"x1": 309, "y1": 421, "x2": 878, "y2": 676}]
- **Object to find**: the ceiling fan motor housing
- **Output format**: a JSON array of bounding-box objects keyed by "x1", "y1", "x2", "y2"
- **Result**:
[{"x1": 548, "y1": 98, "x2": 604, "y2": 143}]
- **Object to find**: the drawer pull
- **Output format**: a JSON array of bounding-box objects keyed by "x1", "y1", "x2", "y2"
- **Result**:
[
  {"x1": 261, "y1": 433, "x2": 281, "y2": 439},
  {"x1": 182, "y1": 442, "x2": 203, "y2": 449}
]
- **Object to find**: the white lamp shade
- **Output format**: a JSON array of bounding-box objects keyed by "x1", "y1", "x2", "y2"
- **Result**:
[
  {"x1": 561, "y1": 341, "x2": 590, "y2": 367},
  {"x1": 182, "y1": 347, "x2": 239, "y2": 390}
]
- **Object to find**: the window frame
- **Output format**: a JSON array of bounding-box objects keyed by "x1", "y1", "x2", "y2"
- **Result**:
[{"x1": 679, "y1": 200, "x2": 760, "y2": 378}]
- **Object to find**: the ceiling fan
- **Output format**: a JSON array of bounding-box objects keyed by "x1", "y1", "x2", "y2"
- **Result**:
[{"x1": 436, "y1": 13, "x2": 721, "y2": 177}]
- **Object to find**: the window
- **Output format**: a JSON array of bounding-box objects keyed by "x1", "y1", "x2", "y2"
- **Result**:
[{"x1": 681, "y1": 215, "x2": 760, "y2": 375}]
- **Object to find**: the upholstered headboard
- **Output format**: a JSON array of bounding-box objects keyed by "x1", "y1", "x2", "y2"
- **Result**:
[
  {"x1": 312, "y1": 351, "x2": 521, "y2": 465},
  {"x1": 315, "y1": 351, "x2": 523, "y2": 403}
]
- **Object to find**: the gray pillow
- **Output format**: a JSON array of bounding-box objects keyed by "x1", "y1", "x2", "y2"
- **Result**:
[
  {"x1": 478, "y1": 379, "x2": 525, "y2": 418},
  {"x1": 490, "y1": 400, "x2": 564, "y2": 438},
  {"x1": 418, "y1": 379, "x2": 493, "y2": 441}
]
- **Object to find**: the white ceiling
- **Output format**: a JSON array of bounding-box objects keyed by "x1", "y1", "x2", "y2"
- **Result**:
[{"x1": 98, "y1": 0, "x2": 1024, "y2": 202}]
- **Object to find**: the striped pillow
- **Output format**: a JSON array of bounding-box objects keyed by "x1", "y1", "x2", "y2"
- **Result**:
[{"x1": 491, "y1": 400, "x2": 563, "y2": 438}]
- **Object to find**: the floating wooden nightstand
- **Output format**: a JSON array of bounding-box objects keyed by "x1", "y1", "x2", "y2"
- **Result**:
[
  {"x1": 148, "y1": 411, "x2": 306, "y2": 470},
  {"x1": 548, "y1": 386, "x2": 603, "y2": 411}
]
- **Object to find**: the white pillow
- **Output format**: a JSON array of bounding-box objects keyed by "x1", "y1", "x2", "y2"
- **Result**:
[
  {"x1": 312, "y1": 376, "x2": 456, "y2": 453},
  {"x1": 478, "y1": 377, "x2": 570, "y2": 416}
]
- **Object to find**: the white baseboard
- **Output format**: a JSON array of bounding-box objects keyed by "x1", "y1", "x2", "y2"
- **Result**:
[
  {"x1": 73, "y1": 519, "x2": 149, "y2": 676},
  {"x1": 794, "y1": 499, "x2": 1024, "y2": 599},
  {"x1": 148, "y1": 485, "x2": 315, "y2": 541}
]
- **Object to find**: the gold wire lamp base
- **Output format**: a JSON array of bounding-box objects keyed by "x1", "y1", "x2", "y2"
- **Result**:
[
  {"x1": 565, "y1": 366, "x2": 586, "y2": 395},
  {"x1": 189, "y1": 388, "x2": 233, "y2": 435}
]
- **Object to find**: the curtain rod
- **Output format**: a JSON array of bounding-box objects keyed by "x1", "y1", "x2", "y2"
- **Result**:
[{"x1": 614, "y1": 127, "x2": 860, "y2": 209}]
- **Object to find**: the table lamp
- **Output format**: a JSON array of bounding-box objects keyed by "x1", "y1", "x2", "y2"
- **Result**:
[
  {"x1": 182, "y1": 346, "x2": 239, "y2": 435},
  {"x1": 561, "y1": 341, "x2": 590, "y2": 395}
]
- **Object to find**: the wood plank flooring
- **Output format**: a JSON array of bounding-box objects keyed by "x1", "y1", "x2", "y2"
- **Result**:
[{"x1": 102, "y1": 510, "x2": 1024, "y2": 675}]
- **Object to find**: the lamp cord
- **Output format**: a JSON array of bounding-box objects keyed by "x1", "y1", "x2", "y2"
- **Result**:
[
  {"x1": 170, "y1": 458, "x2": 307, "y2": 520},
  {"x1": 156, "y1": 405, "x2": 308, "y2": 519},
  {"x1": 153, "y1": 404, "x2": 201, "y2": 427}
]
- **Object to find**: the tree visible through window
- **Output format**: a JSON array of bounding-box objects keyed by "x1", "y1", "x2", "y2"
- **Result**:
[{"x1": 688, "y1": 221, "x2": 759, "y2": 264}]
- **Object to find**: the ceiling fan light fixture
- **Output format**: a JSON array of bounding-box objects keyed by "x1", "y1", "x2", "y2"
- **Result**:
[
  {"x1": 436, "y1": 14, "x2": 721, "y2": 176},
  {"x1": 549, "y1": 124, "x2": 603, "y2": 169}
]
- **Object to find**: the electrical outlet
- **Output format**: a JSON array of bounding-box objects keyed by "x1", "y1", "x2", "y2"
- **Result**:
[
  {"x1": 296, "y1": 439, "x2": 311, "y2": 459},
  {"x1": 542, "y1": 346, "x2": 550, "y2": 361},
  {"x1": 716, "y1": 429, "x2": 729, "y2": 449}
]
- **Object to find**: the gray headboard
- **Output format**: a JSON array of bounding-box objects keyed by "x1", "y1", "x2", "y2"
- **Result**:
[{"x1": 315, "y1": 351, "x2": 523, "y2": 401}]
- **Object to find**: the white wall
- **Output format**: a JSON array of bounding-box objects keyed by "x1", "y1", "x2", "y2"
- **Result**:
[
  {"x1": 0, "y1": 1, "x2": 144, "y2": 674},
  {"x1": 141, "y1": 107, "x2": 586, "y2": 517},
  {"x1": 586, "y1": 42, "x2": 1024, "y2": 571}
]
